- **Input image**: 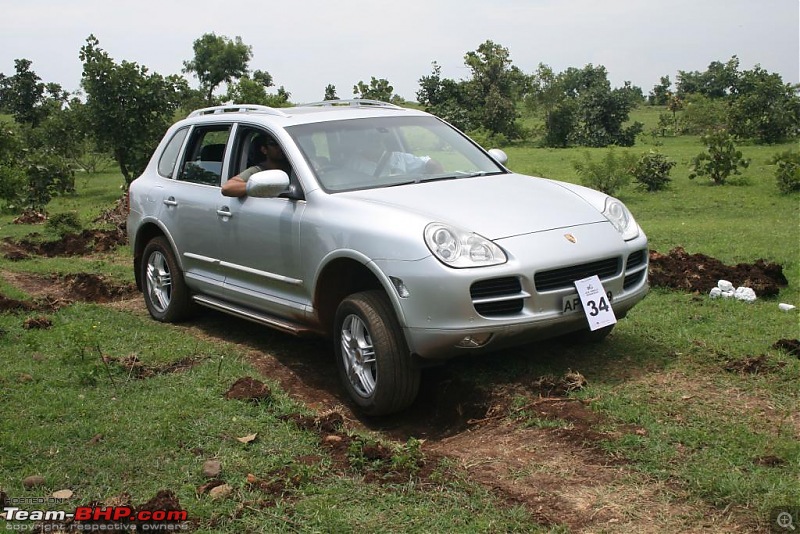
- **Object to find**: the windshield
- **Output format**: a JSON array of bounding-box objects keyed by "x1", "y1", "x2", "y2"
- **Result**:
[{"x1": 287, "y1": 116, "x2": 506, "y2": 192}]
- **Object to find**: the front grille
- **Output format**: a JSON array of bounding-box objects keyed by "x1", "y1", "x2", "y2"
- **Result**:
[
  {"x1": 470, "y1": 277, "x2": 524, "y2": 317},
  {"x1": 534, "y1": 257, "x2": 621, "y2": 292},
  {"x1": 626, "y1": 249, "x2": 647, "y2": 269},
  {"x1": 623, "y1": 270, "x2": 646, "y2": 289}
]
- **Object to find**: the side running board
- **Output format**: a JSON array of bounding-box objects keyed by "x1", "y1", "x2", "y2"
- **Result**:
[{"x1": 192, "y1": 295, "x2": 320, "y2": 337}]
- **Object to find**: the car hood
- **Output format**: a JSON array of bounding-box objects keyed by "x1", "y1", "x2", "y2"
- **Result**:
[{"x1": 340, "y1": 173, "x2": 607, "y2": 239}]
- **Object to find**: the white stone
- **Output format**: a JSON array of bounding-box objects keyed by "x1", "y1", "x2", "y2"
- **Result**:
[{"x1": 718, "y1": 280, "x2": 734, "y2": 291}]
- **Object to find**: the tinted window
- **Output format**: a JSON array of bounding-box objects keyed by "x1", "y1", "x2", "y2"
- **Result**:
[{"x1": 157, "y1": 127, "x2": 189, "y2": 178}]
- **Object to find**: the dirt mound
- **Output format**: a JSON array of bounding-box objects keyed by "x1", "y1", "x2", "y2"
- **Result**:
[
  {"x1": 93, "y1": 197, "x2": 129, "y2": 231},
  {"x1": 224, "y1": 376, "x2": 272, "y2": 402},
  {"x1": 12, "y1": 210, "x2": 46, "y2": 225},
  {"x1": 649, "y1": 247, "x2": 788, "y2": 297},
  {"x1": 3, "y1": 228, "x2": 127, "y2": 258},
  {"x1": 62, "y1": 273, "x2": 137, "y2": 302}
]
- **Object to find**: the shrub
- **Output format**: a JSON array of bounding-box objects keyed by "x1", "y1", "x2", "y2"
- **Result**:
[
  {"x1": 770, "y1": 150, "x2": 800, "y2": 194},
  {"x1": 573, "y1": 149, "x2": 635, "y2": 195},
  {"x1": 632, "y1": 151, "x2": 676, "y2": 192},
  {"x1": 689, "y1": 130, "x2": 749, "y2": 185},
  {"x1": 47, "y1": 211, "x2": 83, "y2": 236}
]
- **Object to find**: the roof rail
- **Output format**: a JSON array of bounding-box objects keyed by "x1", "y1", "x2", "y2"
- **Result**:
[
  {"x1": 299, "y1": 99, "x2": 403, "y2": 109},
  {"x1": 187, "y1": 104, "x2": 290, "y2": 118}
]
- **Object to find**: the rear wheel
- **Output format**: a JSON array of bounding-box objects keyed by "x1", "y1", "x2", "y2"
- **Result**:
[
  {"x1": 334, "y1": 290, "x2": 420, "y2": 416},
  {"x1": 141, "y1": 236, "x2": 195, "y2": 322}
]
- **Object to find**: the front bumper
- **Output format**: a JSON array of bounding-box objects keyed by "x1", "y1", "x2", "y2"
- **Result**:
[{"x1": 374, "y1": 222, "x2": 649, "y2": 359}]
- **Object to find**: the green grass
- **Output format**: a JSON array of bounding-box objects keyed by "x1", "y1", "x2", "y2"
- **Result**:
[{"x1": 1, "y1": 125, "x2": 798, "y2": 530}]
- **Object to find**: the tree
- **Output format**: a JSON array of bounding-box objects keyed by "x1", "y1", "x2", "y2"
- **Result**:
[
  {"x1": 183, "y1": 33, "x2": 252, "y2": 104},
  {"x1": 225, "y1": 69, "x2": 289, "y2": 107},
  {"x1": 536, "y1": 64, "x2": 642, "y2": 147},
  {"x1": 353, "y1": 77, "x2": 395, "y2": 101},
  {"x1": 416, "y1": 62, "x2": 472, "y2": 131},
  {"x1": 324, "y1": 84, "x2": 338, "y2": 101},
  {"x1": 80, "y1": 35, "x2": 187, "y2": 185},
  {"x1": 676, "y1": 56, "x2": 740, "y2": 99},
  {"x1": 727, "y1": 66, "x2": 800, "y2": 143},
  {"x1": 417, "y1": 42, "x2": 527, "y2": 140},
  {"x1": 462, "y1": 40, "x2": 528, "y2": 139},
  {"x1": 0, "y1": 59, "x2": 67, "y2": 127},
  {"x1": 648, "y1": 75, "x2": 672, "y2": 105}
]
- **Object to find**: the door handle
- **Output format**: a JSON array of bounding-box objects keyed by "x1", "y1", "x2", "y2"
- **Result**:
[
  {"x1": 163, "y1": 197, "x2": 178, "y2": 206},
  {"x1": 216, "y1": 208, "x2": 233, "y2": 218}
]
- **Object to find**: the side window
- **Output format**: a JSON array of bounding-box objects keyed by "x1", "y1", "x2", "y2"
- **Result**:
[
  {"x1": 158, "y1": 127, "x2": 189, "y2": 178},
  {"x1": 177, "y1": 125, "x2": 231, "y2": 186}
]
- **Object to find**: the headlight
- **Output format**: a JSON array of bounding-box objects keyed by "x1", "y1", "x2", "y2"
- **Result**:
[
  {"x1": 603, "y1": 198, "x2": 640, "y2": 241},
  {"x1": 424, "y1": 223, "x2": 507, "y2": 268}
]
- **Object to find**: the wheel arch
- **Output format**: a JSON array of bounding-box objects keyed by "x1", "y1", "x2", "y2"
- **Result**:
[
  {"x1": 313, "y1": 255, "x2": 405, "y2": 337},
  {"x1": 132, "y1": 221, "x2": 178, "y2": 291}
]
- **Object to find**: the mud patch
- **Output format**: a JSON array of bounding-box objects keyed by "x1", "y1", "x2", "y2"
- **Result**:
[
  {"x1": 649, "y1": 247, "x2": 787, "y2": 296},
  {"x1": 108, "y1": 354, "x2": 204, "y2": 379},
  {"x1": 224, "y1": 376, "x2": 272, "y2": 403},
  {"x1": 22, "y1": 316, "x2": 53, "y2": 330},
  {"x1": 279, "y1": 411, "x2": 434, "y2": 486},
  {"x1": 2, "y1": 228, "x2": 127, "y2": 258},
  {"x1": 2, "y1": 271, "x2": 135, "y2": 306},
  {"x1": 724, "y1": 354, "x2": 785, "y2": 375},
  {"x1": 62, "y1": 273, "x2": 137, "y2": 303}
]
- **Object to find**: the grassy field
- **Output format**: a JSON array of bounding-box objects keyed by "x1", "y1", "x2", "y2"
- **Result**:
[{"x1": 0, "y1": 109, "x2": 798, "y2": 532}]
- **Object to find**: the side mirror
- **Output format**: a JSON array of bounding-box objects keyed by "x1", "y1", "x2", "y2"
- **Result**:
[
  {"x1": 487, "y1": 148, "x2": 508, "y2": 166},
  {"x1": 245, "y1": 170, "x2": 290, "y2": 198}
]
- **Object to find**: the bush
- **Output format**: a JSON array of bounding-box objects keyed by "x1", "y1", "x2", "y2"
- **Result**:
[
  {"x1": 689, "y1": 130, "x2": 749, "y2": 185},
  {"x1": 573, "y1": 149, "x2": 635, "y2": 195},
  {"x1": 770, "y1": 150, "x2": 800, "y2": 194},
  {"x1": 632, "y1": 151, "x2": 676, "y2": 192},
  {"x1": 47, "y1": 211, "x2": 83, "y2": 236}
]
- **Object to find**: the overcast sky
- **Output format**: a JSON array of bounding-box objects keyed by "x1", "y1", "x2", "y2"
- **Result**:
[{"x1": 1, "y1": 0, "x2": 798, "y2": 103}]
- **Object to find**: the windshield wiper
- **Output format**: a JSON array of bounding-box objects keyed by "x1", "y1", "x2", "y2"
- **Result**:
[{"x1": 418, "y1": 170, "x2": 496, "y2": 183}]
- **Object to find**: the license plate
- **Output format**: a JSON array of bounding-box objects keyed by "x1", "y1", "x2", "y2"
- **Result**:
[{"x1": 562, "y1": 291, "x2": 612, "y2": 314}]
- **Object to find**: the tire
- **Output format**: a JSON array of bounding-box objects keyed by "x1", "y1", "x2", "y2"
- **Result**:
[
  {"x1": 333, "y1": 290, "x2": 420, "y2": 416},
  {"x1": 141, "y1": 236, "x2": 195, "y2": 322}
]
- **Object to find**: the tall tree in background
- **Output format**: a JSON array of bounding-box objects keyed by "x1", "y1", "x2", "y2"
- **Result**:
[
  {"x1": 183, "y1": 33, "x2": 252, "y2": 104},
  {"x1": 225, "y1": 69, "x2": 290, "y2": 107},
  {"x1": 324, "y1": 84, "x2": 338, "y2": 101},
  {"x1": 531, "y1": 64, "x2": 642, "y2": 147},
  {"x1": 353, "y1": 77, "x2": 396, "y2": 102},
  {"x1": 80, "y1": 35, "x2": 186, "y2": 185},
  {"x1": 462, "y1": 40, "x2": 528, "y2": 139},
  {"x1": 728, "y1": 66, "x2": 800, "y2": 143},
  {"x1": 0, "y1": 59, "x2": 67, "y2": 127}
]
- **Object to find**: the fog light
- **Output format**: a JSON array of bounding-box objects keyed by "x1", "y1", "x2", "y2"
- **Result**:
[
  {"x1": 390, "y1": 276, "x2": 410, "y2": 298},
  {"x1": 456, "y1": 333, "x2": 493, "y2": 348}
]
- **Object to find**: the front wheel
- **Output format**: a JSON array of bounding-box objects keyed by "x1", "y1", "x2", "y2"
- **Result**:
[
  {"x1": 141, "y1": 236, "x2": 195, "y2": 322},
  {"x1": 334, "y1": 291, "x2": 420, "y2": 416}
]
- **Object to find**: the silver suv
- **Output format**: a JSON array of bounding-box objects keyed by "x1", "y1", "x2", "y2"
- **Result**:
[{"x1": 127, "y1": 100, "x2": 649, "y2": 415}]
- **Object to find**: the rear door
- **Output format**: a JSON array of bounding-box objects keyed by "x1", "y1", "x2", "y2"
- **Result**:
[{"x1": 157, "y1": 124, "x2": 232, "y2": 298}]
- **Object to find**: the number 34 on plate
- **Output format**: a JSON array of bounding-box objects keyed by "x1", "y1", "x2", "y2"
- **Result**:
[{"x1": 573, "y1": 275, "x2": 617, "y2": 331}]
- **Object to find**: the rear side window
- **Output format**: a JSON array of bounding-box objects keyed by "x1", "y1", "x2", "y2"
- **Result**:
[
  {"x1": 177, "y1": 125, "x2": 232, "y2": 186},
  {"x1": 157, "y1": 127, "x2": 189, "y2": 178}
]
